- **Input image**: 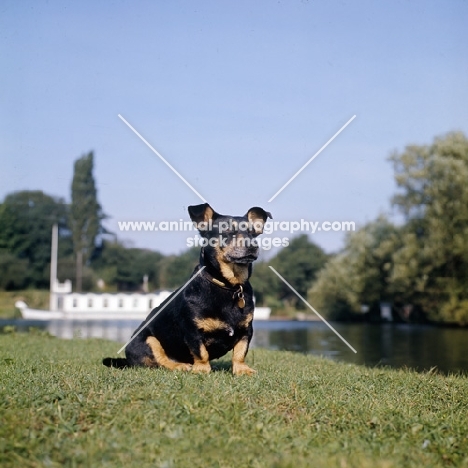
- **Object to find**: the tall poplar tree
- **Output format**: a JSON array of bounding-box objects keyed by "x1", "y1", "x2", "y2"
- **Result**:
[{"x1": 70, "y1": 151, "x2": 103, "y2": 291}]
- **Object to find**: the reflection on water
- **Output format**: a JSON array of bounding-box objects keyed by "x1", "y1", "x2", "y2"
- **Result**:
[
  {"x1": 2, "y1": 319, "x2": 467, "y2": 375},
  {"x1": 252, "y1": 321, "x2": 468, "y2": 375}
]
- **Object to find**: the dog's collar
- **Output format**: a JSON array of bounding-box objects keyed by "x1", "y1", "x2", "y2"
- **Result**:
[
  {"x1": 204, "y1": 272, "x2": 228, "y2": 288},
  {"x1": 197, "y1": 248, "x2": 241, "y2": 289},
  {"x1": 196, "y1": 252, "x2": 247, "y2": 308},
  {"x1": 197, "y1": 263, "x2": 235, "y2": 290}
]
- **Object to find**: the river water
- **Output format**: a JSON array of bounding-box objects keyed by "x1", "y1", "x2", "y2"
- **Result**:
[
  {"x1": 2, "y1": 319, "x2": 467, "y2": 375},
  {"x1": 253, "y1": 320, "x2": 468, "y2": 375}
]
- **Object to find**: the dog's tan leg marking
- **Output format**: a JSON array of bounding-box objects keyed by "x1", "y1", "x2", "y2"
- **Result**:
[
  {"x1": 191, "y1": 343, "x2": 211, "y2": 374},
  {"x1": 146, "y1": 336, "x2": 191, "y2": 371},
  {"x1": 232, "y1": 337, "x2": 256, "y2": 376}
]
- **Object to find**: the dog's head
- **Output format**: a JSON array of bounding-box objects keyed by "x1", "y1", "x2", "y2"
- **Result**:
[{"x1": 188, "y1": 203, "x2": 272, "y2": 267}]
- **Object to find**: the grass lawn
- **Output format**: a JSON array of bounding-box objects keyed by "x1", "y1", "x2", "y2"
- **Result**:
[{"x1": 1, "y1": 332, "x2": 467, "y2": 467}]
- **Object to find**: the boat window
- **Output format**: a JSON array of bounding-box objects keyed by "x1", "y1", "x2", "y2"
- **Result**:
[
  {"x1": 148, "y1": 299, "x2": 153, "y2": 309},
  {"x1": 118, "y1": 298, "x2": 123, "y2": 308},
  {"x1": 103, "y1": 298, "x2": 108, "y2": 308},
  {"x1": 88, "y1": 298, "x2": 93, "y2": 308},
  {"x1": 133, "y1": 298, "x2": 138, "y2": 308},
  {"x1": 73, "y1": 298, "x2": 77, "y2": 308}
]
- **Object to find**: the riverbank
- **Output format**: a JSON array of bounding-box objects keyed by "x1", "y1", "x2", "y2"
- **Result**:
[
  {"x1": 0, "y1": 290, "x2": 49, "y2": 318},
  {"x1": 3, "y1": 319, "x2": 468, "y2": 374},
  {"x1": 1, "y1": 333, "x2": 467, "y2": 467}
]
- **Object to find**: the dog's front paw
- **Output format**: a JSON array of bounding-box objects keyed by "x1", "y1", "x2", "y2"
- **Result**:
[
  {"x1": 191, "y1": 362, "x2": 212, "y2": 374},
  {"x1": 174, "y1": 363, "x2": 193, "y2": 372},
  {"x1": 232, "y1": 363, "x2": 256, "y2": 376}
]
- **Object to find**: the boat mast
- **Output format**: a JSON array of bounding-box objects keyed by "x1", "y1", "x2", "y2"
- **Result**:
[{"x1": 49, "y1": 224, "x2": 58, "y2": 311}]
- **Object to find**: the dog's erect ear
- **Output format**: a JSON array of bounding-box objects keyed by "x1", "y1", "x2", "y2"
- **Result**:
[
  {"x1": 188, "y1": 203, "x2": 218, "y2": 231},
  {"x1": 246, "y1": 207, "x2": 272, "y2": 235}
]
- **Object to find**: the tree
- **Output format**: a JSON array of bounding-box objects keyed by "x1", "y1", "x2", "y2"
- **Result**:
[
  {"x1": 70, "y1": 151, "x2": 104, "y2": 291},
  {"x1": 158, "y1": 248, "x2": 200, "y2": 289},
  {"x1": 389, "y1": 132, "x2": 468, "y2": 323},
  {"x1": 0, "y1": 251, "x2": 29, "y2": 290},
  {"x1": 310, "y1": 132, "x2": 468, "y2": 325},
  {"x1": 0, "y1": 190, "x2": 69, "y2": 288},
  {"x1": 91, "y1": 240, "x2": 164, "y2": 291},
  {"x1": 249, "y1": 261, "x2": 282, "y2": 309},
  {"x1": 251, "y1": 235, "x2": 328, "y2": 313},
  {"x1": 272, "y1": 235, "x2": 328, "y2": 309},
  {"x1": 309, "y1": 217, "x2": 402, "y2": 320}
]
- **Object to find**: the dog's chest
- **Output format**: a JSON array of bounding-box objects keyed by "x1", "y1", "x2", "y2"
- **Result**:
[
  {"x1": 194, "y1": 294, "x2": 253, "y2": 338},
  {"x1": 198, "y1": 307, "x2": 253, "y2": 358}
]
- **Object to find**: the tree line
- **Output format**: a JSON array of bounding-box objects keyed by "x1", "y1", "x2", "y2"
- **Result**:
[
  {"x1": 0, "y1": 152, "x2": 200, "y2": 293},
  {"x1": 1, "y1": 132, "x2": 468, "y2": 324},
  {"x1": 308, "y1": 132, "x2": 468, "y2": 325}
]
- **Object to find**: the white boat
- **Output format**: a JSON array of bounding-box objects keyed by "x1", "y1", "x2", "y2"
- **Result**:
[
  {"x1": 16, "y1": 297, "x2": 271, "y2": 321},
  {"x1": 252, "y1": 307, "x2": 271, "y2": 320},
  {"x1": 15, "y1": 301, "x2": 64, "y2": 320},
  {"x1": 16, "y1": 290, "x2": 173, "y2": 321},
  {"x1": 17, "y1": 282, "x2": 271, "y2": 322}
]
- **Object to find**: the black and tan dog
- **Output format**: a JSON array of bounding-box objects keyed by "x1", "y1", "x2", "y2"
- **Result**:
[{"x1": 103, "y1": 203, "x2": 271, "y2": 375}]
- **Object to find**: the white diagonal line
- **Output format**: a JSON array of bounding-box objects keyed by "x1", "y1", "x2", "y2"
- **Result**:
[
  {"x1": 117, "y1": 266, "x2": 206, "y2": 354},
  {"x1": 118, "y1": 114, "x2": 207, "y2": 203},
  {"x1": 268, "y1": 266, "x2": 357, "y2": 354},
  {"x1": 268, "y1": 115, "x2": 356, "y2": 203}
]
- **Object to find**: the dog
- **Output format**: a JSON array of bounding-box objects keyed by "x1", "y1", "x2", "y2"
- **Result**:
[{"x1": 103, "y1": 203, "x2": 272, "y2": 375}]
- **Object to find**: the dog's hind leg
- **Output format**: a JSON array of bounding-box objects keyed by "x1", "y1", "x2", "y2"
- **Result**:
[{"x1": 145, "y1": 336, "x2": 192, "y2": 371}]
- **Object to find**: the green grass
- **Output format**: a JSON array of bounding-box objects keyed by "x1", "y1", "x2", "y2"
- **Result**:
[
  {"x1": 1, "y1": 332, "x2": 467, "y2": 467},
  {"x1": 0, "y1": 290, "x2": 50, "y2": 318}
]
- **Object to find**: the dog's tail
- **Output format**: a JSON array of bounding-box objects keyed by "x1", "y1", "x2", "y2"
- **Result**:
[{"x1": 102, "y1": 357, "x2": 129, "y2": 369}]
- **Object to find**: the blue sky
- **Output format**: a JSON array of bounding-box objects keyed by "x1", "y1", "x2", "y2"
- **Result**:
[{"x1": 1, "y1": 0, "x2": 467, "y2": 256}]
